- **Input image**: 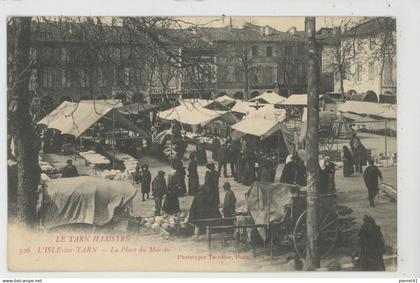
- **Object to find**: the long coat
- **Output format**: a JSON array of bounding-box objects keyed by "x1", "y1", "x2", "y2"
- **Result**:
[
  {"x1": 140, "y1": 170, "x2": 151, "y2": 194},
  {"x1": 353, "y1": 143, "x2": 368, "y2": 166},
  {"x1": 204, "y1": 169, "x2": 220, "y2": 206},
  {"x1": 163, "y1": 173, "x2": 180, "y2": 214},
  {"x1": 223, "y1": 189, "x2": 236, "y2": 218},
  {"x1": 358, "y1": 219, "x2": 386, "y2": 271},
  {"x1": 188, "y1": 159, "x2": 199, "y2": 196},
  {"x1": 189, "y1": 189, "x2": 222, "y2": 229},
  {"x1": 280, "y1": 161, "x2": 306, "y2": 186},
  {"x1": 196, "y1": 143, "x2": 207, "y2": 165},
  {"x1": 342, "y1": 150, "x2": 354, "y2": 177},
  {"x1": 152, "y1": 175, "x2": 167, "y2": 198},
  {"x1": 363, "y1": 165, "x2": 383, "y2": 193}
]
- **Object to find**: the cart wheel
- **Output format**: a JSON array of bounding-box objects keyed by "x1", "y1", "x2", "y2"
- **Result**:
[
  {"x1": 319, "y1": 129, "x2": 335, "y2": 153},
  {"x1": 293, "y1": 205, "x2": 339, "y2": 258}
]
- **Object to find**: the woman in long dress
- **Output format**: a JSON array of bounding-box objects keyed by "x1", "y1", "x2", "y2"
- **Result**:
[
  {"x1": 162, "y1": 169, "x2": 180, "y2": 215},
  {"x1": 342, "y1": 145, "x2": 354, "y2": 177},
  {"x1": 188, "y1": 152, "x2": 200, "y2": 196}
]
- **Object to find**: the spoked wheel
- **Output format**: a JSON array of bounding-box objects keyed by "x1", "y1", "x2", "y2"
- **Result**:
[
  {"x1": 319, "y1": 129, "x2": 335, "y2": 153},
  {"x1": 293, "y1": 205, "x2": 339, "y2": 258}
]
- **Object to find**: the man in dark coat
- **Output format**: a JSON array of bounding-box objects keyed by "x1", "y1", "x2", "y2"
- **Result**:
[
  {"x1": 163, "y1": 169, "x2": 180, "y2": 215},
  {"x1": 189, "y1": 185, "x2": 222, "y2": 237},
  {"x1": 353, "y1": 139, "x2": 368, "y2": 173},
  {"x1": 280, "y1": 154, "x2": 306, "y2": 186},
  {"x1": 172, "y1": 158, "x2": 186, "y2": 196},
  {"x1": 195, "y1": 141, "x2": 207, "y2": 165},
  {"x1": 204, "y1": 163, "x2": 220, "y2": 206},
  {"x1": 140, "y1": 164, "x2": 152, "y2": 201},
  {"x1": 211, "y1": 135, "x2": 221, "y2": 162},
  {"x1": 152, "y1": 171, "x2": 166, "y2": 216},
  {"x1": 358, "y1": 215, "x2": 386, "y2": 271},
  {"x1": 363, "y1": 159, "x2": 383, "y2": 207},
  {"x1": 61, "y1": 159, "x2": 78, "y2": 178},
  {"x1": 217, "y1": 144, "x2": 228, "y2": 178},
  {"x1": 222, "y1": 182, "x2": 236, "y2": 224},
  {"x1": 187, "y1": 151, "x2": 199, "y2": 196}
]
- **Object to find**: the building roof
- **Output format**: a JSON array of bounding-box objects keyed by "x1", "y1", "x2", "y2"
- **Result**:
[
  {"x1": 249, "y1": 91, "x2": 286, "y2": 105},
  {"x1": 345, "y1": 17, "x2": 396, "y2": 37},
  {"x1": 198, "y1": 26, "x2": 305, "y2": 43}
]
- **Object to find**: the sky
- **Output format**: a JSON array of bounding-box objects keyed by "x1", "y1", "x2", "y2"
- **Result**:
[{"x1": 177, "y1": 16, "x2": 329, "y2": 32}]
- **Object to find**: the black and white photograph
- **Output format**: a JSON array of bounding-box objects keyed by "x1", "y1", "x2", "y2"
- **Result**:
[{"x1": 4, "y1": 13, "x2": 402, "y2": 273}]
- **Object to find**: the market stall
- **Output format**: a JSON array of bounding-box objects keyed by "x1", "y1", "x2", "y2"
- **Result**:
[
  {"x1": 249, "y1": 91, "x2": 286, "y2": 105},
  {"x1": 38, "y1": 100, "x2": 147, "y2": 170},
  {"x1": 38, "y1": 176, "x2": 137, "y2": 229}
]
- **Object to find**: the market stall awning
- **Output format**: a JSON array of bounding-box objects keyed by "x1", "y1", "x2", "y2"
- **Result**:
[
  {"x1": 337, "y1": 101, "x2": 396, "y2": 119},
  {"x1": 116, "y1": 103, "x2": 158, "y2": 115},
  {"x1": 249, "y1": 92, "x2": 286, "y2": 105},
  {"x1": 38, "y1": 100, "x2": 122, "y2": 137},
  {"x1": 157, "y1": 102, "x2": 227, "y2": 126},
  {"x1": 231, "y1": 101, "x2": 275, "y2": 114},
  {"x1": 231, "y1": 117, "x2": 283, "y2": 140},
  {"x1": 38, "y1": 100, "x2": 146, "y2": 138},
  {"x1": 281, "y1": 94, "x2": 324, "y2": 106},
  {"x1": 215, "y1": 95, "x2": 236, "y2": 106}
]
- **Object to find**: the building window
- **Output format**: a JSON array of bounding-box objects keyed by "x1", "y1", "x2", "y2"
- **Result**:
[
  {"x1": 61, "y1": 69, "x2": 71, "y2": 88},
  {"x1": 226, "y1": 66, "x2": 235, "y2": 82},
  {"x1": 356, "y1": 65, "x2": 362, "y2": 82},
  {"x1": 210, "y1": 65, "x2": 217, "y2": 83},
  {"x1": 124, "y1": 67, "x2": 131, "y2": 86},
  {"x1": 42, "y1": 68, "x2": 53, "y2": 88},
  {"x1": 266, "y1": 46, "x2": 273, "y2": 57},
  {"x1": 368, "y1": 62, "x2": 374, "y2": 80},
  {"x1": 95, "y1": 68, "x2": 105, "y2": 87},
  {"x1": 234, "y1": 66, "x2": 243, "y2": 82},
  {"x1": 28, "y1": 69, "x2": 37, "y2": 91},
  {"x1": 61, "y1": 47, "x2": 70, "y2": 62},
  {"x1": 262, "y1": 67, "x2": 274, "y2": 83},
  {"x1": 251, "y1": 46, "x2": 259, "y2": 57},
  {"x1": 79, "y1": 69, "x2": 90, "y2": 88}
]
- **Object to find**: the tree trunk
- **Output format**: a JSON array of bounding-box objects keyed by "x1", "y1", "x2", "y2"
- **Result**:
[
  {"x1": 339, "y1": 65, "x2": 345, "y2": 100},
  {"x1": 244, "y1": 67, "x2": 249, "y2": 100},
  {"x1": 9, "y1": 17, "x2": 40, "y2": 227},
  {"x1": 305, "y1": 17, "x2": 321, "y2": 270}
]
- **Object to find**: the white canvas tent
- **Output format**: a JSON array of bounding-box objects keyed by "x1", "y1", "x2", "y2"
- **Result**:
[
  {"x1": 231, "y1": 109, "x2": 287, "y2": 139},
  {"x1": 249, "y1": 92, "x2": 286, "y2": 105},
  {"x1": 281, "y1": 94, "x2": 324, "y2": 106},
  {"x1": 231, "y1": 101, "x2": 275, "y2": 115},
  {"x1": 337, "y1": 101, "x2": 396, "y2": 119},
  {"x1": 157, "y1": 100, "x2": 228, "y2": 126},
  {"x1": 38, "y1": 100, "x2": 144, "y2": 137},
  {"x1": 215, "y1": 95, "x2": 236, "y2": 106}
]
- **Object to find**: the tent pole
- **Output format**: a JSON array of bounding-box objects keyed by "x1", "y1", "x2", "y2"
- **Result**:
[
  {"x1": 385, "y1": 120, "x2": 388, "y2": 156},
  {"x1": 113, "y1": 110, "x2": 116, "y2": 169}
]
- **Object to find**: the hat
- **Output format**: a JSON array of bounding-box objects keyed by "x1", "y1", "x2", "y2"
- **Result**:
[
  {"x1": 66, "y1": 159, "x2": 73, "y2": 164},
  {"x1": 158, "y1": 170, "x2": 165, "y2": 175},
  {"x1": 206, "y1": 163, "x2": 215, "y2": 170}
]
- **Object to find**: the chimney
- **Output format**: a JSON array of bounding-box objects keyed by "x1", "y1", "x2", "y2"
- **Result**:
[
  {"x1": 288, "y1": 26, "x2": 297, "y2": 35},
  {"x1": 264, "y1": 25, "x2": 271, "y2": 36}
]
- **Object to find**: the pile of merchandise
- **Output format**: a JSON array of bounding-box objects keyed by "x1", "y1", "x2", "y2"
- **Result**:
[{"x1": 141, "y1": 213, "x2": 192, "y2": 235}]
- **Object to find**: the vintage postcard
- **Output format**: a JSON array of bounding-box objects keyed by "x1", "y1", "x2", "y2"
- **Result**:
[{"x1": 7, "y1": 16, "x2": 397, "y2": 272}]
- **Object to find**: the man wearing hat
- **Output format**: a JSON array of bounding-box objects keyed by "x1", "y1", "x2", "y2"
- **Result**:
[
  {"x1": 61, "y1": 159, "x2": 78, "y2": 178},
  {"x1": 152, "y1": 171, "x2": 167, "y2": 216},
  {"x1": 140, "y1": 164, "x2": 151, "y2": 201},
  {"x1": 222, "y1": 182, "x2": 236, "y2": 225}
]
